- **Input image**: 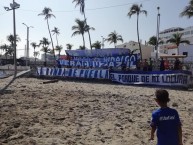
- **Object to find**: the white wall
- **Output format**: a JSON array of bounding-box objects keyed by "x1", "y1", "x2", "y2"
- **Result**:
[
  {"x1": 179, "y1": 44, "x2": 193, "y2": 62},
  {"x1": 117, "y1": 41, "x2": 154, "y2": 59},
  {"x1": 167, "y1": 48, "x2": 177, "y2": 55}
]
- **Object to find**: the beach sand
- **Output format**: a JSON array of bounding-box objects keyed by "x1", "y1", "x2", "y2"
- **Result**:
[{"x1": 0, "y1": 77, "x2": 193, "y2": 145}]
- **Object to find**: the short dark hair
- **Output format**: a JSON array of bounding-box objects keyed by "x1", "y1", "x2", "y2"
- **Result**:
[{"x1": 155, "y1": 89, "x2": 170, "y2": 103}]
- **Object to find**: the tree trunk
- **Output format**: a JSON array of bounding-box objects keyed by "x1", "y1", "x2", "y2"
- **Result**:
[
  {"x1": 34, "y1": 48, "x2": 36, "y2": 66},
  {"x1": 44, "y1": 52, "x2": 47, "y2": 67},
  {"x1": 47, "y1": 19, "x2": 55, "y2": 60},
  {"x1": 11, "y1": 42, "x2": 14, "y2": 64},
  {"x1": 83, "y1": 12, "x2": 92, "y2": 50},
  {"x1": 35, "y1": 57, "x2": 36, "y2": 66},
  {"x1": 82, "y1": 34, "x2": 85, "y2": 49},
  {"x1": 56, "y1": 35, "x2": 59, "y2": 46},
  {"x1": 137, "y1": 13, "x2": 142, "y2": 60}
]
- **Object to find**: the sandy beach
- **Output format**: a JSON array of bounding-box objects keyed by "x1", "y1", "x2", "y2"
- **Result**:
[{"x1": 0, "y1": 77, "x2": 193, "y2": 145}]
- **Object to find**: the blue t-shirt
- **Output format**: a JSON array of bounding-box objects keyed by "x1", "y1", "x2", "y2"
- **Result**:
[{"x1": 151, "y1": 107, "x2": 181, "y2": 145}]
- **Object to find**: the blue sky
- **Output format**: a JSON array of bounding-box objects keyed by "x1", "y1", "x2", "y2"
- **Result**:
[{"x1": 0, "y1": 0, "x2": 193, "y2": 58}]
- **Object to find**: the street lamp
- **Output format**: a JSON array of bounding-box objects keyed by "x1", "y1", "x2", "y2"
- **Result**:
[
  {"x1": 4, "y1": 0, "x2": 20, "y2": 77},
  {"x1": 156, "y1": 7, "x2": 161, "y2": 61},
  {"x1": 22, "y1": 23, "x2": 33, "y2": 65}
]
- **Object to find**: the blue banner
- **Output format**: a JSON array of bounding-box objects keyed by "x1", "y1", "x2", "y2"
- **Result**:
[
  {"x1": 59, "y1": 54, "x2": 137, "y2": 68},
  {"x1": 37, "y1": 67, "x2": 109, "y2": 79},
  {"x1": 72, "y1": 54, "x2": 137, "y2": 62},
  {"x1": 66, "y1": 48, "x2": 131, "y2": 57},
  {"x1": 37, "y1": 68, "x2": 193, "y2": 88},
  {"x1": 110, "y1": 70, "x2": 192, "y2": 87}
]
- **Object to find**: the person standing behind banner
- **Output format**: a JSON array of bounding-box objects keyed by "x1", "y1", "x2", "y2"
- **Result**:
[
  {"x1": 174, "y1": 58, "x2": 181, "y2": 70},
  {"x1": 143, "y1": 59, "x2": 148, "y2": 71},
  {"x1": 160, "y1": 58, "x2": 165, "y2": 71},
  {"x1": 164, "y1": 58, "x2": 169, "y2": 70},
  {"x1": 56, "y1": 59, "x2": 61, "y2": 68},
  {"x1": 121, "y1": 62, "x2": 126, "y2": 71},
  {"x1": 148, "y1": 58, "x2": 153, "y2": 71},
  {"x1": 136, "y1": 59, "x2": 141, "y2": 70}
]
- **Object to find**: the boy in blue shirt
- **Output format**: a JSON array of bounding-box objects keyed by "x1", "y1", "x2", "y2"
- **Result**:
[{"x1": 150, "y1": 89, "x2": 183, "y2": 145}]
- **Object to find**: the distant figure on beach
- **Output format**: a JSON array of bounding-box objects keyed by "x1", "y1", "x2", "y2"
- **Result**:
[
  {"x1": 149, "y1": 89, "x2": 183, "y2": 145},
  {"x1": 160, "y1": 58, "x2": 165, "y2": 71},
  {"x1": 174, "y1": 58, "x2": 181, "y2": 70}
]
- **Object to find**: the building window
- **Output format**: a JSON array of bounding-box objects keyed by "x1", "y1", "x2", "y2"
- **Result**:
[
  {"x1": 183, "y1": 52, "x2": 188, "y2": 56},
  {"x1": 191, "y1": 30, "x2": 193, "y2": 34},
  {"x1": 184, "y1": 31, "x2": 190, "y2": 35}
]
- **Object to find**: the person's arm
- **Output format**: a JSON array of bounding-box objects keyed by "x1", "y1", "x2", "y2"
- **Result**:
[
  {"x1": 150, "y1": 126, "x2": 156, "y2": 140},
  {"x1": 178, "y1": 125, "x2": 183, "y2": 145}
]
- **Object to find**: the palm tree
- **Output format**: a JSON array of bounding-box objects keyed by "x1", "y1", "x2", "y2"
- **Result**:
[
  {"x1": 38, "y1": 7, "x2": 56, "y2": 60},
  {"x1": 40, "y1": 37, "x2": 50, "y2": 66},
  {"x1": 7, "y1": 34, "x2": 20, "y2": 61},
  {"x1": 66, "y1": 44, "x2": 73, "y2": 50},
  {"x1": 7, "y1": 34, "x2": 20, "y2": 47},
  {"x1": 55, "y1": 45, "x2": 63, "y2": 58},
  {"x1": 166, "y1": 33, "x2": 190, "y2": 55},
  {"x1": 31, "y1": 42, "x2": 39, "y2": 57},
  {"x1": 127, "y1": 4, "x2": 147, "y2": 60},
  {"x1": 106, "y1": 31, "x2": 123, "y2": 48},
  {"x1": 0, "y1": 44, "x2": 11, "y2": 61},
  {"x1": 31, "y1": 42, "x2": 39, "y2": 65},
  {"x1": 0, "y1": 44, "x2": 7, "y2": 54},
  {"x1": 148, "y1": 36, "x2": 164, "y2": 51},
  {"x1": 180, "y1": 0, "x2": 193, "y2": 18},
  {"x1": 92, "y1": 41, "x2": 102, "y2": 49},
  {"x1": 72, "y1": 18, "x2": 88, "y2": 49},
  {"x1": 72, "y1": 0, "x2": 93, "y2": 49},
  {"x1": 52, "y1": 27, "x2": 60, "y2": 46},
  {"x1": 34, "y1": 51, "x2": 39, "y2": 58},
  {"x1": 33, "y1": 51, "x2": 40, "y2": 65},
  {"x1": 79, "y1": 46, "x2": 85, "y2": 50},
  {"x1": 85, "y1": 25, "x2": 95, "y2": 34}
]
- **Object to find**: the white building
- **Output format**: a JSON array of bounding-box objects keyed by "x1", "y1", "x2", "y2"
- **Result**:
[
  {"x1": 159, "y1": 26, "x2": 193, "y2": 44},
  {"x1": 154, "y1": 26, "x2": 193, "y2": 58},
  {"x1": 41, "y1": 53, "x2": 55, "y2": 61},
  {"x1": 179, "y1": 44, "x2": 193, "y2": 62},
  {"x1": 117, "y1": 41, "x2": 154, "y2": 59}
]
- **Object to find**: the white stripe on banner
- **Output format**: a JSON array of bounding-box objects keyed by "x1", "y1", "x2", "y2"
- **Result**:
[{"x1": 37, "y1": 67, "x2": 109, "y2": 79}]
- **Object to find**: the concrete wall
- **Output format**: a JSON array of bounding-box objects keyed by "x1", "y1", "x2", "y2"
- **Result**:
[
  {"x1": 0, "y1": 65, "x2": 30, "y2": 71},
  {"x1": 117, "y1": 41, "x2": 154, "y2": 59},
  {"x1": 179, "y1": 44, "x2": 193, "y2": 62}
]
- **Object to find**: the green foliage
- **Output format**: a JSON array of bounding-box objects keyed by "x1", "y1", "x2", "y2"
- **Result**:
[
  {"x1": 106, "y1": 31, "x2": 123, "y2": 48},
  {"x1": 166, "y1": 33, "x2": 190, "y2": 55},
  {"x1": 66, "y1": 44, "x2": 73, "y2": 50},
  {"x1": 92, "y1": 41, "x2": 101, "y2": 49},
  {"x1": 148, "y1": 36, "x2": 164, "y2": 46},
  {"x1": 180, "y1": 0, "x2": 193, "y2": 18},
  {"x1": 127, "y1": 4, "x2": 147, "y2": 60},
  {"x1": 72, "y1": 0, "x2": 85, "y2": 14}
]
